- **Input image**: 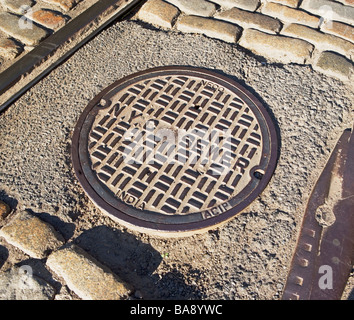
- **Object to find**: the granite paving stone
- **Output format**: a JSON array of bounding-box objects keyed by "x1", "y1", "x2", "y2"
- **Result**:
[
  {"x1": 176, "y1": 15, "x2": 242, "y2": 43},
  {"x1": 165, "y1": 0, "x2": 216, "y2": 17},
  {"x1": 337, "y1": 0, "x2": 354, "y2": 7},
  {"x1": 0, "y1": 12, "x2": 48, "y2": 46},
  {"x1": 211, "y1": 0, "x2": 260, "y2": 11},
  {"x1": 47, "y1": 244, "x2": 132, "y2": 300},
  {"x1": 338, "y1": 0, "x2": 354, "y2": 7},
  {"x1": 216, "y1": 7, "x2": 282, "y2": 34},
  {"x1": 261, "y1": 2, "x2": 320, "y2": 28},
  {"x1": 0, "y1": 265, "x2": 55, "y2": 300},
  {"x1": 239, "y1": 28, "x2": 314, "y2": 64},
  {"x1": 0, "y1": 210, "x2": 65, "y2": 259},
  {"x1": 0, "y1": 266, "x2": 56, "y2": 300},
  {"x1": 268, "y1": 0, "x2": 300, "y2": 8},
  {"x1": 138, "y1": 0, "x2": 180, "y2": 29},
  {"x1": 314, "y1": 51, "x2": 354, "y2": 81},
  {"x1": 320, "y1": 20, "x2": 354, "y2": 44},
  {"x1": 282, "y1": 23, "x2": 354, "y2": 60}
]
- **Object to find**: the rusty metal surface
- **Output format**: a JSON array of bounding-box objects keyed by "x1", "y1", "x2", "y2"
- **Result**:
[
  {"x1": 283, "y1": 128, "x2": 354, "y2": 300},
  {"x1": 72, "y1": 66, "x2": 278, "y2": 236}
]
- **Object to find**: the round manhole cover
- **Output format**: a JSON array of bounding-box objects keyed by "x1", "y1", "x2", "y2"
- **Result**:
[{"x1": 72, "y1": 66, "x2": 278, "y2": 236}]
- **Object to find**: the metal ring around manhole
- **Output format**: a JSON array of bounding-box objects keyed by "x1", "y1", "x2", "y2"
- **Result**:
[{"x1": 72, "y1": 66, "x2": 278, "y2": 236}]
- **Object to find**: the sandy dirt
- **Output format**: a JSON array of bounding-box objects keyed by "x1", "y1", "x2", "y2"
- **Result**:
[{"x1": 0, "y1": 17, "x2": 353, "y2": 300}]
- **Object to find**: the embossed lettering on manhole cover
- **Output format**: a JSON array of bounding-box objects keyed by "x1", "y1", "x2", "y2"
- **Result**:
[{"x1": 72, "y1": 66, "x2": 278, "y2": 236}]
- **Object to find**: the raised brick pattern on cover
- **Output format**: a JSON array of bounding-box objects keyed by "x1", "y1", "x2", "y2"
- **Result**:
[{"x1": 88, "y1": 74, "x2": 264, "y2": 215}]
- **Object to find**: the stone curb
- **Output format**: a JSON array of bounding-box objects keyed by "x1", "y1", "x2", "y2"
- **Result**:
[
  {"x1": 136, "y1": 0, "x2": 354, "y2": 82},
  {"x1": 0, "y1": 12, "x2": 49, "y2": 46},
  {"x1": 47, "y1": 244, "x2": 133, "y2": 300},
  {"x1": 177, "y1": 14, "x2": 242, "y2": 43},
  {"x1": 0, "y1": 266, "x2": 56, "y2": 300},
  {"x1": 313, "y1": 50, "x2": 354, "y2": 81},
  {"x1": 239, "y1": 28, "x2": 314, "y2": 64}
]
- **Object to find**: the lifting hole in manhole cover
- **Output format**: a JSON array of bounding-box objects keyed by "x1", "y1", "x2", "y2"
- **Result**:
[{"x1": 72, "y1": 66, "x2": 278, "y2": 236}]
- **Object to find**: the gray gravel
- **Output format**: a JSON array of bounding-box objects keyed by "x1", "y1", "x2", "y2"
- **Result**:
[{"x1": 0, "y1": 18, "x2": 353, "y2": 299}]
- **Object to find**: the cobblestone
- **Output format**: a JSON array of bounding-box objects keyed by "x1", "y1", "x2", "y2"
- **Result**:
[
  {"x1": 42, "y1": 0, "x2": 80, "y2": 12},
  {"x1": 337, "y1": 0, "x2": 354, "y2": 7},
  {"x1": 0, "y1": 0, "x2": 35, "y2": 14},
  {"x1": 138, "y1": 0, "x2": 180, "y2": 29},
  {"x1": 0, "y1": 266, "x2": 56, "y2": 300},
  {"x1": 165, "y1": 0, "x2": 216, "y2": 17},
  {"x1": 268, "y1": 0, "x2": 300, "y2": 8},
  {"x1": 301, "y1": 0, "x2": 354, "y2": 25},
  {"x1": 47, "y1": 244, "x2": 132, "y2": 300},
  {"x1": 282, "y1": 23, "x2": 354, "y2": 60},
  {"x1": 321, "y1": 20, "x2": 354, "y2": 44},
  {"x1": 211, "y1": 0, "x2": 260, "y2": 11},
  {"x1": 261, "y1": 2, "x2": 320, "y2": 28},
  {"x1": 0, "y1": 12, "x2": 48, "y2": 46},
  {"x1": 176, "y1": 15, "x2": 242, "y2": 43},
  {"x1": 216, "y1": 7, "x2": 282, "y2": 34},
  {"x1": 28, "y1": 9, "x2": 68, "y2": 30},
  {"x1": 0, "y1": 210, "x2": 65, "y2": 259},
  {"x1": 314, "y1": 51, "x2": 354, "y2": 81},
  {"x1": 239, "y1": 28, "x2": 314, "y2": 64}
]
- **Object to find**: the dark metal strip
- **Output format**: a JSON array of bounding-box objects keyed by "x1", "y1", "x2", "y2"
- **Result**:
[
  {"x1": 282, "y1": 128, "x2": 354, "y2": 300},
  {"x1": 0, "y1": 0, "x2": 144, "y2": 113}
]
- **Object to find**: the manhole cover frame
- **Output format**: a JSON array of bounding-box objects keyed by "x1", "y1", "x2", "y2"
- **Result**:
[{"x1": 71, "y1": 66, "x2": 279, "y2": 236}]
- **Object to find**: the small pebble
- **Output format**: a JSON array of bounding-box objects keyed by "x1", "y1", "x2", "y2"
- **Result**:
[{"x1": 0, "y1": 200, "x2": 11, "y2": 219}]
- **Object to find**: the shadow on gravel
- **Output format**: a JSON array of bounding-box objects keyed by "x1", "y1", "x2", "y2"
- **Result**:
[
  {"x1": 26, "y1": 209, "x2": 76, "y2": 241},
  {"x1": 0, "y1": 245, "x2": 8, "y2": 269},
  {"x1": 75, "y1": 226, "x2": 203, "y2": 299}
]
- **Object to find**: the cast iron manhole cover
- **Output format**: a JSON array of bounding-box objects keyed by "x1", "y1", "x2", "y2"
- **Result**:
[{"x1": 72, "y1": 66, "x2": 278, "y2": 236}]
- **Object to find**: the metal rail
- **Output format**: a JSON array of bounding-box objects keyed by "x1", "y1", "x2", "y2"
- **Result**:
[{"x1": 0, "y1": 0, "x2": 144, "y2": 113}]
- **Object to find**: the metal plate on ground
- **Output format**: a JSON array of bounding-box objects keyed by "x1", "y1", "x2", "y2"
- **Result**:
[{"x1": 72, "y1": 66, "x2": 278, "y2": 236}]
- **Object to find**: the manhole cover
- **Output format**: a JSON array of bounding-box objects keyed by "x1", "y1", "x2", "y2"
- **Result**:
[{"x1": 72, "y1": 66, "x2": 278, "y2": 236}]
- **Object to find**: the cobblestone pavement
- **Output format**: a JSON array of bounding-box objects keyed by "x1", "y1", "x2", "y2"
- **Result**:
[{"x1": 136, "y1": 0, "x2": 354, "y2": 82}]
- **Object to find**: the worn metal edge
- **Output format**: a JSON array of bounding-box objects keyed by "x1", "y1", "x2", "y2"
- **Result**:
[{"x1": 0, "y1": 0, "x2": 144, "y2": 113}]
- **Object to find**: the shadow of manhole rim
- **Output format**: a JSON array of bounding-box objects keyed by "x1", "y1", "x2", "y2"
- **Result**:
[{"x1": 71, "y1": 66, "x2": 279, "y2": 236}]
